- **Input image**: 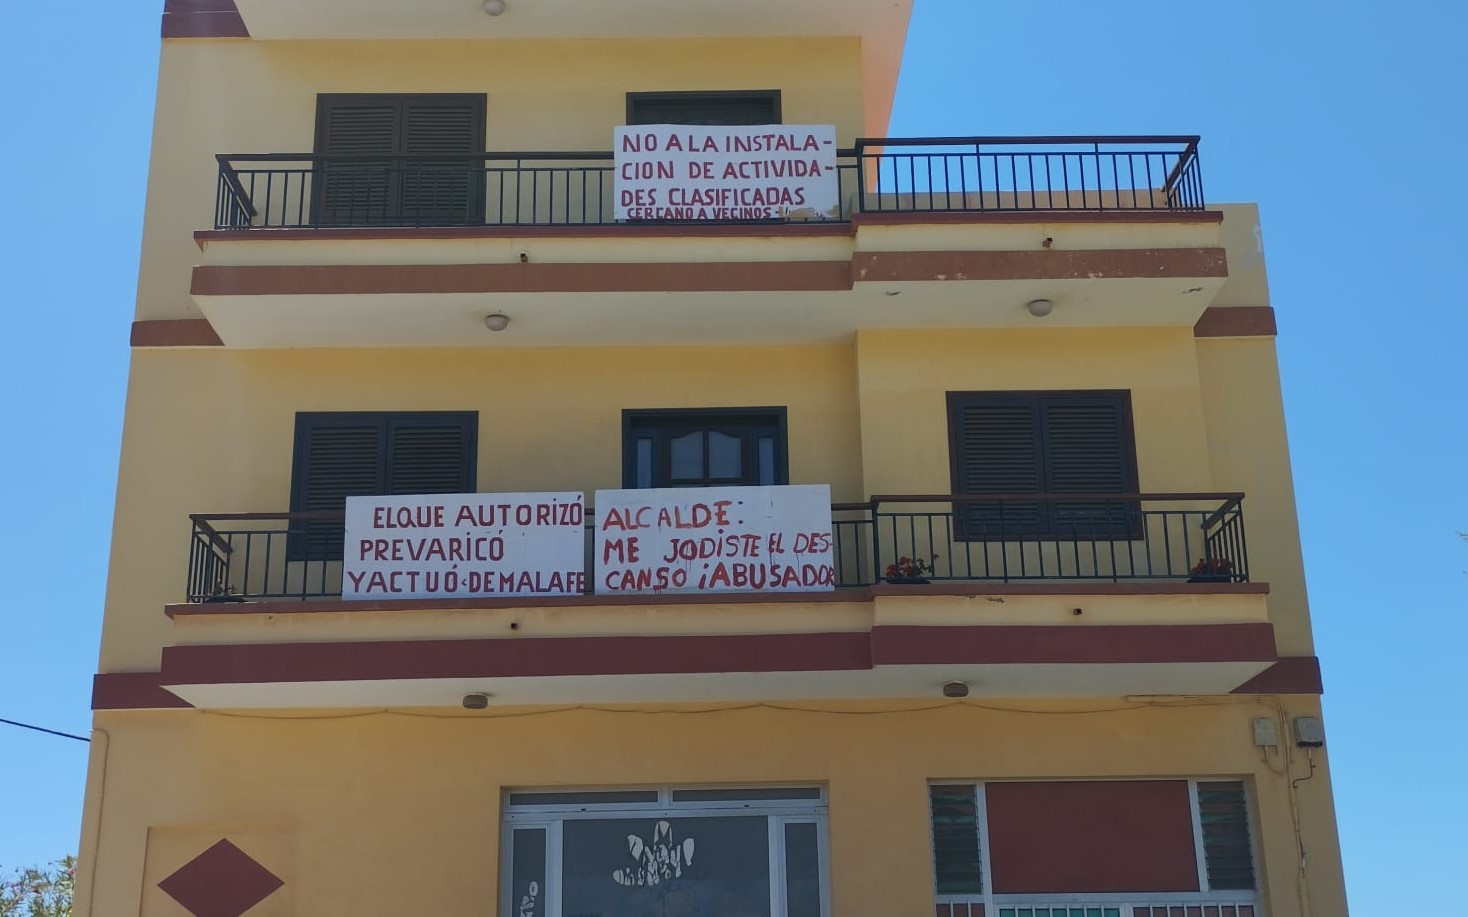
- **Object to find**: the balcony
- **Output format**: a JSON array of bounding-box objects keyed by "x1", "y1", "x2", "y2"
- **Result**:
[
  {"x1": 187, "y1": 136, "x2": 1226, "y2": 348},
  {"x1": 161, "y1": 494, "x2": 1272, "y2": 708},
  {"x1": 211, "y1": 136, "x2": 1205, "y2": 230},
  {"x1": 185, "y1": 492, "x2": 1247, "y2": 603}
]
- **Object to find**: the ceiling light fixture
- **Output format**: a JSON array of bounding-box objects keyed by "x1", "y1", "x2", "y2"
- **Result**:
[
  {"x1": 482, "y1": 0, "x2": 507, "y2": 15},
  {"x1": 484, "y1": 313, "x2": 510, "y2": 332},
  {"x1": 1026, "y1": 298, "x2": 1054, "y2": 318}
]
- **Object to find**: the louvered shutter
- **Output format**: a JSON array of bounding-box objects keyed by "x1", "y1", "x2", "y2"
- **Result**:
[
  {"x1": 949, "y1": 392, "x2": 1138, "y2": 538},
  {"x1": 385, "y1": 417, "x2": 476, "y2": 495},
  {"x1": 314, "y1": 98, "x2": 399, "y2": 226},
  {"x1": 290, "y1": 413, "x2": 477, "y2": 560},
  {"x1": 290, "y1": 420, "x2": 386, "y2": 559},
  {"x1": 314, "y1": 94, "x2": 485, "y2": 226},
  {"x1": 399, "y1": 97, "x2": 485, "y2": 225},
  {"x1": 930, "y1": 785, "x2": 984, "y2": 894},
  {"x1": 950, "y1": 396, "x2": 1044, "y2": 535},
  {"x1": 1040, "y1": 395, "x2": 1137, "y2": 538},
  {"x1": 1196, "y1": 782, "x2": 1256, "y2": 891}
]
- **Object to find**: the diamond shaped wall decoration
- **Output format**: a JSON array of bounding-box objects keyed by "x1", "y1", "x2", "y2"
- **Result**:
[{"x1": 157, "y1": 838, "x2": 284, "y2": 917}]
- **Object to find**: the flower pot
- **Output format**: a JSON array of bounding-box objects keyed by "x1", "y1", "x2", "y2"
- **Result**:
[
  {"x1": 1187, "y1": 574, "x2": 1232, "y2": 584},
  {"x1": 887, "y1": 576, "x2": 931, "y2": 585}
]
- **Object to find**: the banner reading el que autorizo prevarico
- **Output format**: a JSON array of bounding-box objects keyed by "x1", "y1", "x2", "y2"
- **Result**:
[{"x1": 342, "y1": 492, "x2": 586, "y2": 600}]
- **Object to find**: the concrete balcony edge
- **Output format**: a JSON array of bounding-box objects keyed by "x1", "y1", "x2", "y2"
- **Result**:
[{"x1": 165, "y1": 581, "x2": 1271, "y2": 618}]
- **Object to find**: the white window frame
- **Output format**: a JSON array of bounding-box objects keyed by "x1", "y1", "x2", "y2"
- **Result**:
[
  {"x1": 930, "y1": 778, "x2": 1262, "y2": 915},
  {"x1": 502, "y1": 785, "x2": 830, "y2": 917}
]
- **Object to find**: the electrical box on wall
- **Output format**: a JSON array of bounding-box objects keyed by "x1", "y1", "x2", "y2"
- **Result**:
[
  {"x1": 1293, "y1": 716, "x2": 1326, "y2": 748},
  {"x1": 1252, "y1": 717, "x2": 1279, "y2": 747}
]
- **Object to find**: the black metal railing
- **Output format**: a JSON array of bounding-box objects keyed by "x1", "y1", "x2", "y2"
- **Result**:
[
  {"x1": 862, "y1": 492, "x2": 1246, "y2": 584},
  {"x1": 186, "y1": 493, "x2": 1245, "y2": 603},
  {"x1": 211, "y1": 136, "x2": 1203, "y2": 230},
  {"x1": 213, "y1": 151, "x2": 863, "y2": 229},
  {"x1": 853, "y1": 135, "x2": 1204, "y2": 214}
]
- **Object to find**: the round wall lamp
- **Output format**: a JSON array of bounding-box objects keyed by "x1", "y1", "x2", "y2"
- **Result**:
[
  {"x1": 462, "y1": 692, "x2": 493, "y2": 709},
  {"x1": 1026, "y1": 298, "x2": 1054, "y2": 318},
  {"x1": 942, "y1": 681, "x2": 971, "y2": 699},
  {"x1": 482, "y1": 0, "x2": 507, "y2": 15},
  {"x1": 484, "y1": 313, "x2": 511, "y2": 332}
]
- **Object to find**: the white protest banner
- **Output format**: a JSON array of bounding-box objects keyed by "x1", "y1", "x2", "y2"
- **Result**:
[
  {"x1": 343, "y1": 492, "x2": 585, "y2": 600},
  {"x1": 614, "y1": 124, "x2": 840, "y2": 222},
  {"x1": 594, "y1": 484, "x2": 835, "y2": 596}
]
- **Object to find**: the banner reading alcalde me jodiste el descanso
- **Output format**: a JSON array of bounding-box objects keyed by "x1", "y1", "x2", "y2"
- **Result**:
[
  {"x1": 594, "y1": 484, "x2": 836, "y2": 596},
  {"x1": 614, "y1": 124, "x2": 839, "y2": 221}
]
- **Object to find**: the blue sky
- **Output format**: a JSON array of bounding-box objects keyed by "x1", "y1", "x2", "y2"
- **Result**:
[{"x1": 0, "y1": 1, "x2": 1463, "y2": 912}]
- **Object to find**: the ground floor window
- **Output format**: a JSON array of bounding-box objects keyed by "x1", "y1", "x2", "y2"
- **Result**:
[
  {"x1": 504, "y1": 786, "x2": 826, "y2": 917},
  {"x1": 930, "y1": 780, "x2": 1259, "y2": 916}
]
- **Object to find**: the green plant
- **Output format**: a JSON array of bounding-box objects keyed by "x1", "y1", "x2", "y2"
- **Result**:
[{"x1": 0, "y1": 857, "x2": 75, "y2": 916}]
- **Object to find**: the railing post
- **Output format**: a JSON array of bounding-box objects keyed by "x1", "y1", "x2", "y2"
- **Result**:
[
  {"x1": 868, "y1": 497, "x2": 881, "y2": 586},
  {"x1": 1233, "y1": 500, "x2": 1248, "y2": 582}
]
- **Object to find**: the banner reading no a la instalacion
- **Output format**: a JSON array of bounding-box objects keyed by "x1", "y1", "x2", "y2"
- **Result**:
[{"x1": 614, "y1": 124, "x2": 839, "y2": 222}]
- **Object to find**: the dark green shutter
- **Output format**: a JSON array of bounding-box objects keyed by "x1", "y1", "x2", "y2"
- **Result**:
[
  {"x1": 1040, "y1": 396, "x2": 1137, "y2": 537},
  {"x1": 385, "y1": 418, "x2": 476, "y2": 495},
  {"x1": 949, "y1": 392, "x2": 1137, "y2": 538},
  {"x1": 289, "y1": 412, "x2": 477, "y2": 559},
  {"x1": 399, "y1": 97, "x2": 485, "y2": 225},
  {"x1": 1197, "y1": 781, "x2": 1256, "y2": 891},
  {"x1": 314, "y1": 94, "x2": 485, "y2": 226},
  {"x1": 314, "y1": 98, "x2": 399, "y2": 225},
  {"x1": 290, "y1": 420, "x2": 385, "y2": 559},
  {"x1": 930, "y1": 785, "x2": 984, "y2": 894},
  {"x1": 950, "y1": 397, "x2": 1044, "y2": 534}
]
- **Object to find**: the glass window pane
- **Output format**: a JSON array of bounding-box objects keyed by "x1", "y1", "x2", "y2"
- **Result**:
[
  {"x1": 562, "y1": 816, "x2": 771, "y2": 917},
  {"x1": 672, "y1": 787, "x2": 822, "y2": 803},
  {"x1": 758, "y1": 436, "x2": 776, "y2": 485},
  {"x1": 784, "y1": 822, "x2": 821, "y2": 917},
  {"x1": 511, "y1": 828, "x2": 546, "y2": 917},
  {"x1": 929, "y1": 785, "x2": 983, "y2": 894},
  {"x1": 670, "y1": 432, "x2": 704, "y2": 481},
  {"x1": 509, "y1": 790, "x2": 661, "y2": 807},
  {"x1": 708, "y1": 431, "x2": 743, "y2": 479},
  {"x1": 636, "y1": 438, "x2": 654, "y2": 489}
]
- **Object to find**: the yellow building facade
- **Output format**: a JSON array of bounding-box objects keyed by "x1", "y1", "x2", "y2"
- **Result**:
[{"x1": 78, "y1": 2, "x2": 1348, "y2": 915}]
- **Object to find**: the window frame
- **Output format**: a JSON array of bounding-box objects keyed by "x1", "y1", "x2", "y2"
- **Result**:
[
  {"x1": 929, "y1": 778, "x2": 1261, "y2": 915},
  {"x1": 626, "y1": 90, "x2": 783, "y2": 126},
  {"x1": 502, "y1": 785, "x2": 829, "y2": 917},
  {"x1": 621, "y1": 407, "x2": 790, "y2": 489},
  {"x1": 945, "y1": 389, "x2": 1141, "y2": 541}
]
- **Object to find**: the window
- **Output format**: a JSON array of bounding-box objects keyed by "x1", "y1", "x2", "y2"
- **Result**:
[
  {"x1": 312, "y1": 93, "x2": 487, "y2": 226},
  {"x1": 929, "y1": 781, "x2": 1259, "y2": 917},
  {"x1": 503, "y1": 786, "x2": 827, "y2": 917},
  {"x1": 627, "y1": 90, "x2": 782, "y2": 126},
  {"x1": 288, "y1": 412, "x2": 477, "y2": 559},
  {"x1": 946, "y1": 390, "x2": 1139, "y2": 539},
  {"x1": 623, "y1": 409, "x2": 788, "y2": 489}
]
